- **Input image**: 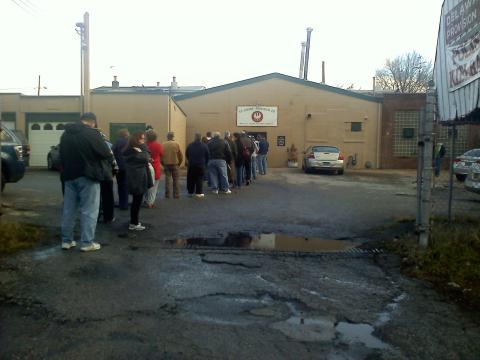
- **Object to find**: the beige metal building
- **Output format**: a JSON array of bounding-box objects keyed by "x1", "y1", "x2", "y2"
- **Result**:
[
  {"x1": 1, "y1": 73, "x2": 382, "y2": 169},
  {"x1": 0, "y1": 92, "x2": 186, "y2": 167},
  {"x1": 175, "y1": 73, "x2": 382, "y2": 168}
]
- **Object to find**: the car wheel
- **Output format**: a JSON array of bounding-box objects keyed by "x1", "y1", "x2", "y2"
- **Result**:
[
  {"x1": 338, "y1": 169, "x2": 344, "y2": 175},
  {"x1": 455, "y1": 174, "x2": 467, "y2": 182},
  {"x1": 47, "y1": 156, "x2": 54, "y2": 171}
]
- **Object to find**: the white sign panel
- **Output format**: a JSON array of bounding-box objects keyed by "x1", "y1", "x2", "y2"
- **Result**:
[
  {"x1": 444, "y1": 0, "x2": 480, "y2": 91},
  {"x1": 237, "y1": 106, "x2": 278, "y2": 127}
]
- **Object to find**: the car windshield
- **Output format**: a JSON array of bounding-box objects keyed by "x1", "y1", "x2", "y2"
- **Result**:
[
  {"x1": 0, "y1": 128, "x2": 15, "y2": 143},
  {"x1": 312, "y1": 146, "x2": 339, "y2": 153},
  {"x1": 12, "y1": 130, "x2": 27, "y2": 144}
]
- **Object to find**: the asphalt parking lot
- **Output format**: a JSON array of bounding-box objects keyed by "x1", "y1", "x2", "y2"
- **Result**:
[{"x1": 1, "y1": 168, "x2": 479, "y2": 359}]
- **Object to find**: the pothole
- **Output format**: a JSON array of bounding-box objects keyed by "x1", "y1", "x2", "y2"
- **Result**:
[{"x1": 165, "y1": 232, "x2": 358, "y2": 253}]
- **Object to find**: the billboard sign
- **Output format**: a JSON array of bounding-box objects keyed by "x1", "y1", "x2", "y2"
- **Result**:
[
  {"x1": 444, "y1": 0, "x2": 480, "y2": 91},
  {"x1": 237, "y1": 106, "x2": 278, "y2": 127},
  {"x1": 435, "y1": 0, "x2": 480, "y2": 121}
]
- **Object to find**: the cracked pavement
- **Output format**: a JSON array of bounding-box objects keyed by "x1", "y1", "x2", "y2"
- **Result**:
[{"x1": 1, "y1": 169, "x2": 480, "y2": 359}]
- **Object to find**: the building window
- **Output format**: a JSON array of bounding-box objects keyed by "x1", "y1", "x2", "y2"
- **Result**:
[
  {"x1": 393, "y1": 111, "x2": 420, "y2": 156},
  {"x1": 351, "y1": 122, "x2": 362, "y2": 132},
  {"x1": 31, "y1": 124, "x2": 41, "y2": 130},
  {"x1": 56, "y1": 123, "x2": 65, "y2": 130},
  {"x1": 43, "y1": 123, "x2": 53, "y2": 130},
  {"x1": 436, "y1": 124, "x2": 468, "y2": 157},
  {"x1": 402, "y1": 128, "x2": 415, "y2": 139}
]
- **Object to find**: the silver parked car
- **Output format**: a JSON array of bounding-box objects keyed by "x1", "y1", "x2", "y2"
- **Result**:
[
  {"x1": 465, "y1": 162, "x2": 480, "y2": 194},
  {"x1": 302, "y1": 145, "x2": 344, "y2": 174},
  {"x1": 453, "y1": 148, "x2": 480, "y2": 181}
]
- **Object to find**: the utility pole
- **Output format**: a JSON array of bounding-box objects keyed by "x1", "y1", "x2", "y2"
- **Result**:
[
  {"x1": 303, "y1": 27, "x2": 313, "y2": 80},
  {"x1": 417, "y1": 81, "x2": 436, "y2": 248},
  {"x1": 83, "y1": 12, "x2": 90, "y2": 113},
  {"x1": 76, "y1": 12, "x2": 90, "y2": 114},
  {"x1": 37, "y1": 75, "x2": 41, "y2": 96},
  {"x1": 0, "y1": 99, "x2": 3, "y2": 215}
]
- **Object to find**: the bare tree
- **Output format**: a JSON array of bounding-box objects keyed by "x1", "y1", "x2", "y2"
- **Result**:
[{"x1": 375, "y1": 51, "x2": 432, "y2": 93}]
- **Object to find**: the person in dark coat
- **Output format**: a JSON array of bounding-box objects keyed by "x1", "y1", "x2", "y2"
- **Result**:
[
  {"x1": 240, "y1": 132, "x2": 255, "y2": 185},
  {"x1": 186, "y1": 133, "x2": 210, "y2": 197},
  {"x1": 112, "y1": 129, "x2": 130, "y2": 210},
  {"x1": 98, "y1": 132, "x2": 118, "y2": 223},
  {"x1": 124, "y1": 131, "x2": 151, "y2": 231},
  {"x1": 233, "y1": 132, "x2": 245, "y2": 188},
  {"x1": 59, "y1": 112, "x2": 112, "y2": 252}
]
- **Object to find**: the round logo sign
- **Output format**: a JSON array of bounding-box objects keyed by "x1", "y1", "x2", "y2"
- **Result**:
[{"x1": 252, "y1": 111, "x2": 263, "y2": 122}]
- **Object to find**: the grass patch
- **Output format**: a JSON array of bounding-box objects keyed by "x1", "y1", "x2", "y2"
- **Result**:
[
  {"x1": 0, "y1": 222, "x2": 45, "y2": 255},
  {"x1": 383, "y1": 216, "x2": 480, "y2": 309}
]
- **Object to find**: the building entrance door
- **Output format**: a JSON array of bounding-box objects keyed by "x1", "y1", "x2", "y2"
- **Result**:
[{"x1": 246, "y1": 131, "x2": 267, "y2": 140}]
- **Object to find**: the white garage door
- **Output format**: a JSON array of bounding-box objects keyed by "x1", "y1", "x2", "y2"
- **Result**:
[{"x1": 29, "y1": 122, "x2": 69, "y2": 167}]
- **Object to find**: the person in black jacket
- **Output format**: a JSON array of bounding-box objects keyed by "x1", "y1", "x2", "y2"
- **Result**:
[
  {"x1": 186, "y1": 133, "x2": 210, "y2": 197},
  {"x1": 112, "y1": 129, "x2": 130, "y2": 210},
  {"x1": 207, "y1": 132, "x2": 232, "y2": 194},
  {"x1": 59, "y1": 112, "x2": 112, "y2": 252},
  {"x1": 124, "y1": 131, "x2": 151, "y2": 231}
]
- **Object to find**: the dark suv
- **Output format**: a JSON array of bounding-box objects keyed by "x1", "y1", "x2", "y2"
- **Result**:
[{"x1": 1, "y1": 124, "x2": 26, "y2": 192}]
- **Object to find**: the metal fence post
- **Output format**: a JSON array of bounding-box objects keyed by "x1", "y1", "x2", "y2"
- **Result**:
[
  {"x1": 447, "y1": 124, "x2": 456, "y2": 222},
  {"x1": 418, "y1": 82, "x2": 435, "y2": 248}
]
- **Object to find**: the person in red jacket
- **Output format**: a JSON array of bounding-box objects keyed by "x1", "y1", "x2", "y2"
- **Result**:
[{"x1": 144, "y1": 130, "x2": 164, "y2": 208}]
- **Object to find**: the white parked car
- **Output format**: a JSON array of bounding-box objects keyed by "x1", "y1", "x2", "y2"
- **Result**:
[{"x1": 465, "y1": 162, "x2": 480, "y2": 194}]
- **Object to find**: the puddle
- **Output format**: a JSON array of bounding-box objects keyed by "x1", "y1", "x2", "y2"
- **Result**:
[
  {"x1": 271, "y1": 315, "x2": 336, "y2": 342},
  {"x1": 336, "y1": 322, "x2": 390, "y2": 349},
  {"x1": 166, "y1": 232, "x2": 357, "y2": 252}
]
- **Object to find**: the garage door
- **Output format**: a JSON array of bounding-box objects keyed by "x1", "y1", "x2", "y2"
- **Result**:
[{"x1": 29, "y1": 122, "x2": 70, "y2": 167}]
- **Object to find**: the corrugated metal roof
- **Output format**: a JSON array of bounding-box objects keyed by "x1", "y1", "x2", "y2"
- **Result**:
[
  {"x1": 174, "y1": 73, "x2": 382, "y2": 103},
  {"x1": 434, "y1": 0, "x2": 480, "y2": 122}
]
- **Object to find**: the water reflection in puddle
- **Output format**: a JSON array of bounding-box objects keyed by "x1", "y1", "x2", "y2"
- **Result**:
[
  {"x1": 166, "y1": 232, "x2": 357, "y2": 252},
  {"x1": 336, "y1": 322, "x2": 390, "y2": 349}
]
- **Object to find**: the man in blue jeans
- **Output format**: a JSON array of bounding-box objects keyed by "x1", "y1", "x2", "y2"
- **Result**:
[
  {"x1": 257, "y1": 135, "x2": 269, "y2": 175},
  {"x1": 207, "y1": 132, "x2": 232, "y2": 194},
  {"x1": 59, "y1": 113, "x2": 113, "y2": 252}
]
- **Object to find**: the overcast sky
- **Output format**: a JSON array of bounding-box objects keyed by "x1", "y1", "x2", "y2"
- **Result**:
[{"x1": 1, "y1": 0, "x2": 444, "y2": 95}]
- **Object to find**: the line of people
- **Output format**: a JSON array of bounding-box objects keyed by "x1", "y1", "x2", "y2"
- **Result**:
[
  {"x1": 185, "y1": 131, "x2": 269, "y2": 196},
  {"x1": 59, "y1": 112, "x2": 269, "y2": 252}
]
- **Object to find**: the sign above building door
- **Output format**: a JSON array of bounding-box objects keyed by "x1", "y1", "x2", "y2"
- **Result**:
[{"x1": 237, "y1": 106, "x2": 278, "y2": 127}]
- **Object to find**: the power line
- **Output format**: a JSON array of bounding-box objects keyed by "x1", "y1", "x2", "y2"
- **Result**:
[
  {"x1": 17, "y1": 0, "x2": 39, "y2": 13},
  {"x1": 10, "y1": 0, "x2": 34, "y2": 15},
  {"x1": 23, "y1": 0, "x2": 39, "y2": 11}
]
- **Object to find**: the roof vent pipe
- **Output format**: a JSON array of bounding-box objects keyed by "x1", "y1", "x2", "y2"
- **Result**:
[
  {"x1": 303, "y1": 27, "x2": 313, "y2": 80},
  {"x1": 322, "y1": 61, "x2": 325, "y2": 84},
  {"x1": 299, "y1": 42, "x2": 306, "y2": 79},
  {"x1": 112, "y1": 75, "x2": 119, "y2": 88}
]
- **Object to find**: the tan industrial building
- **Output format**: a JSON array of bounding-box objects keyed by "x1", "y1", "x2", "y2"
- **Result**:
[
  {"x1": 1, "y1": 73, "x2": 382, "y2": 169},
  {"x1": 176, "y1": 73, "x2": 382, "y2": 168},
  {"x1": 0, "y1": 92, "x2": 187, "y2": 167}
]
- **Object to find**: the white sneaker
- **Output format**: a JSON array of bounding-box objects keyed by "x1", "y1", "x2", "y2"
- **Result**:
[
  {"x1": 62, "y1": 241, "x2": 76, "y2": 250},
  {"x1": 195, "y1": 193, "x2": 205, "y2": 198},
  {"x1": 212, "y1": 189, "x2": 219, "y2": 194},
  {"x1": 222, "y1": 189, "x2": 232, "y2": 194},
  {"x1": 129, "y1": 223, "x2": 146, "y2": 231},
  {"x1": 187, "y1": 193, "x2": 194, "y2": 198},
  {"x1": 80, "y1": 242, "x2": 101, "y2": 252}
]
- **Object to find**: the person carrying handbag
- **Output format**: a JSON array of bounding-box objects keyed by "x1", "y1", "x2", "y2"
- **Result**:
[{"x1": 124, "y1": 131, "x2": 152, "y2": 231}]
